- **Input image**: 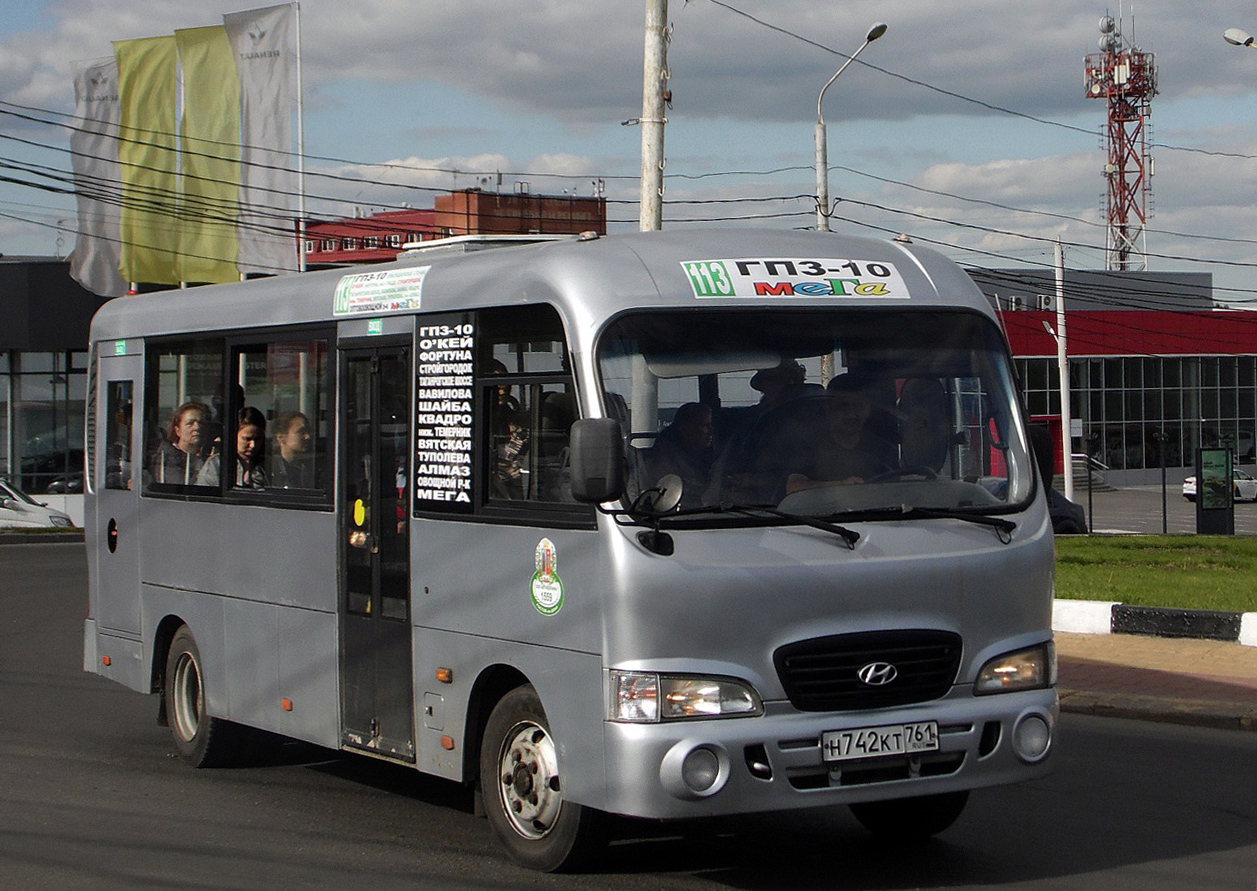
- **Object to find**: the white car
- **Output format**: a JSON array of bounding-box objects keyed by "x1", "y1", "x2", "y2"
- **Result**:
[
  {"x1": 1182, "y1": 468, "x2": 1257, "y2": 503},
  {"x1": 0, "y1": 477, "x2": 74, "y2": 529}
]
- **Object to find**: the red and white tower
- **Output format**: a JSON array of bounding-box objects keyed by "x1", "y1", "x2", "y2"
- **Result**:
[{"x1": 1085, "y1": 15, "x2": 1157, "y2": 271}]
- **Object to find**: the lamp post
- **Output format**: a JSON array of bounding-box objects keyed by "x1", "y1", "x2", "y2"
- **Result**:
[{"x1": 815, "y1": 22, "x2": 887, "y2": 231}]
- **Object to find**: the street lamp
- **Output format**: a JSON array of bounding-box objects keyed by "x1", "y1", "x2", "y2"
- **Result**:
[
  {"x1": 1224, "y1": 28, "x2": 1255, "y2": 46},
  {"x1": 816, "y1": 22, "x2": 887, "y2": 231}
]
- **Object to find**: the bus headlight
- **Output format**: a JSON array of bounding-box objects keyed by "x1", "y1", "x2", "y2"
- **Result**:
[
  {"x1": 609, "y1": 671, "x2": 763, "y2": 722},
  {"x1": 974, "y1": 642, "x2": 1057, "y2": 694}
]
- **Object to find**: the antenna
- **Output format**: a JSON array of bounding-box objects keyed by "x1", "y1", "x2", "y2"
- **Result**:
[{"x1": 1085, "y1": 11, "x2": 1157, "y2": 271}]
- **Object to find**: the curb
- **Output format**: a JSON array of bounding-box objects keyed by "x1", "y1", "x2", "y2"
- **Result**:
[
  {"x1": 1058, "y1": 688, "x2": 1257, "y2": 732},
  {"x1": 0, "y1": 530, "x2": 84, "y2": 545},
  {"x1": 1053, "y1": 598, "x2": 1257, "y2": 647}
]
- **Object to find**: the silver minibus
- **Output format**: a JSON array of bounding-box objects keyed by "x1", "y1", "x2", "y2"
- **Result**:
[{"x1": 84, "y1": 228, "x2": 1057, "y2": 870}]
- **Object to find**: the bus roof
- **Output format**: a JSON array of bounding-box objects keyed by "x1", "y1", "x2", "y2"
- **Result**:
[{"x1": 89, "y1": 228, "x2": 992, "y2": 344}]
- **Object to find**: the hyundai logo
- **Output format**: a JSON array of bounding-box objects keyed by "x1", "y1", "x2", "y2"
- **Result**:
[{"x1": 857, "y1": 661, "x2": 899, "y2": 686}]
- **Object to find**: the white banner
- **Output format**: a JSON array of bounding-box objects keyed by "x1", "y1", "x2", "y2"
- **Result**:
[
  {"x1": 69, "y1": 58, "x2": 128, "y2": 297},
  {"x1": 223, "y1": 3, "x2": 298, "y2": 275}
]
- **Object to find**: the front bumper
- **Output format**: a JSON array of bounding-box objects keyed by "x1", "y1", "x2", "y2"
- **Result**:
[{"x1": 598, "y1": 686, "x2": 1058, "y2": 819}]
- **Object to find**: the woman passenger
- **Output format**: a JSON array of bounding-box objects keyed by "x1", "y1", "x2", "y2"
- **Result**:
[
  {"x1": 197, "y1": 407, "x2": 268, "y2": 489},
  {"x1": 154, "y1": 401, "x2": 211, "y2": 485}
]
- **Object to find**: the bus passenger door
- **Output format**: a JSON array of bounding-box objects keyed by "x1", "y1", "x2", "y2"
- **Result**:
[
  {"x1": 339, "y1": 346, "x2": 415, "y2": 762},
  {"x1": 93, "y1": 351, "x2": 142, "y2": 636}
]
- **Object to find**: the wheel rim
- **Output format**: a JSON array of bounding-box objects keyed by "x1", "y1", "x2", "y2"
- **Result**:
[
  {"x1": 496, "y1": 720, "x2": 563, "y2": 840},
  {"x1": 171, "y1": 651, "x2": 202, "y2": 742}
]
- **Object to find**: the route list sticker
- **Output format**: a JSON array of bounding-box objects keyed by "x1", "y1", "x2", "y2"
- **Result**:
[
  {"x1": 414, "y1": 316, "x2": 475, "y2": 513},
  {"x1": 334, "y1": 266, "x2": 430, "y2": 316}
]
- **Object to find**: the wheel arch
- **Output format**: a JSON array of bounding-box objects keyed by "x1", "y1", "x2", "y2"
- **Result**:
[
  {"x1": 463, "y1": 663, "x2": 530, "y2": 783},
  {"x1": 151, "y1": 614, "x2": 188, "y2": 724}
]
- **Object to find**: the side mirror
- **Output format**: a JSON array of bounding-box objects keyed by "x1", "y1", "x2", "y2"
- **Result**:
[{"x1": 570, "y1": 418, "x2": 625, "y2": 504}]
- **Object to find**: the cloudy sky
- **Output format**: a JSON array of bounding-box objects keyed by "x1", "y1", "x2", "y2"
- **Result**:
[{"x1": 2, "y1": 0, "x2": 1257, "y2": 303}]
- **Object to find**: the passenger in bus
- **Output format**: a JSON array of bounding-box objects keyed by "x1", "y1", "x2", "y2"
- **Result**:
[
  {"x1": 269, "y1": 410, "x2": 316, "y2": 489},
  {"x1": 486, "y1": 358, "x2": 530, "y2": 498},
  {"x1": 196, "y1": 406, "x2": 268, "y2": 489},
  {"x1": 749, "y1": 358, "x2": 822, "y2": 414},
  {"x1": 784, "y1": 374, "x2": 893, "y2": 494},
  {"x1": 898, "y1": 378, "x2": 951, "y2": 472},
  {"x1": 645, "y1": 402, "x2": 714, "y2": 507},
  {"x1": 153, "y1": 401, "x2": 212, "y2": 485}
]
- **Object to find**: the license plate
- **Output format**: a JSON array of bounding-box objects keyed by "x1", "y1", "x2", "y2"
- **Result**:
[{"x1": 821, "y1": 721, "x2": 939, "y2": 762}]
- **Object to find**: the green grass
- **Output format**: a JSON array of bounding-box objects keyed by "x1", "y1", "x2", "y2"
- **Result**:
[{"x1": 1055, "y1": 535, "x2": 1257, "y2": 612}]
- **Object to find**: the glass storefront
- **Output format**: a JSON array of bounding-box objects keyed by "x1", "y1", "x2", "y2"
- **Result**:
[
  {"x1": 0, "y1": 350, "x2": 89, "y2": 495},
  {"x1": 1017, "y1": 356, "x2": 1257, "y2": 475}
]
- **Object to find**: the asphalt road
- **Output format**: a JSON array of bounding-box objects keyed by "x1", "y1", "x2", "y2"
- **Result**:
[
  {"x1": 3, "y1": 541, "x2": 1257, "y2": 889},
  {"x1": 1075, "y1": 482, "x2": 1257, "y2": 536}
]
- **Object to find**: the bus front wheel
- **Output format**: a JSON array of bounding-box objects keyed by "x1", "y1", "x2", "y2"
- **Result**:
[
  {"x1": 164, "y1": 626, "x2": 248, "y2": 768},
  {"x1": 479, "y1": 684, "x2": 604, "y2": 871}
]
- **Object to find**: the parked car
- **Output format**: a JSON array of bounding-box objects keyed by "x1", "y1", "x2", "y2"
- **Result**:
[
  {"x1": 1047, "y1": 488, "x2": 1089, "y2": 534},
  {"x1": 0, "y1": 476, "x2": 74, "y2": 529},
  {"x1": 1182, "y1": 468, "x2": 1257, "y2": 502}
]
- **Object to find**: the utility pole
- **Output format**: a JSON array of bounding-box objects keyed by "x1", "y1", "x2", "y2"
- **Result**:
[
  {"x1": 1055, "y1": 240, "x2": 1074, "y2": 502},
  {"x1": 639, "y1": 0, "x2": 668, "y2": 231}
]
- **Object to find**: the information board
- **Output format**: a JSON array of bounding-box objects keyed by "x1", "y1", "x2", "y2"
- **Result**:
[{"x1": 414, "y1": 313, "x2": 476, "y2": 513}]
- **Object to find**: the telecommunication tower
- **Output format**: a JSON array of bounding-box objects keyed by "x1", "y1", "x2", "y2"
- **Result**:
[{"x1": 1085, "y1": 14, "x2": 1157, "y2": 271}]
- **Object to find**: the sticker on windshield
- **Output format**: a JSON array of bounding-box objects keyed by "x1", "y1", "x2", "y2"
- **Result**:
[
  {"x1": 681, "y1": 258, "x2": 909, "y2": 300},
  {"x1": 530, "y1": 538, "x2": 564, "y2": 616},
  {"x1": 334, "y1": 266, "x2": 430, "y2": 316}
]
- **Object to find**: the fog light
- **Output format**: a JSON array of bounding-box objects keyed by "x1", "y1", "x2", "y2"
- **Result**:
[
  {"x1": 661, "y1": 742, "x2": 729, "y2": 800},
  {"x1": 1012, "y1": 714, "x2": 1052, "y2": 763},
  {"x1": 681, "y1": 747, "x2": 720, "y2": 793}
]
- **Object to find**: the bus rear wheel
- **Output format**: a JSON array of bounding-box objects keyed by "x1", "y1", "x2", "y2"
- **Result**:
[
  {"x1": 479, "y1": 684, "x2": 604, "y2": 871},
  {"x1": 849, "y1": 790, "x2": 969, "y2": 840},
  {"x1": 164, "y1": 626, "x2": 248, "y2": 767}
]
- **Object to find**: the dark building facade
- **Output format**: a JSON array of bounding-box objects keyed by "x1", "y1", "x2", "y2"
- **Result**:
[
  {"x1": 970, "y1": 268, "x2": 1257, "y2": 483},
  {"x1": 0, "y1": 258, "x2": 107, "y2": 503}
]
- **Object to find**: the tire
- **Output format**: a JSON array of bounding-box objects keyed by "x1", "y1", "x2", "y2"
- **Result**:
[
  {"x1": 164, "y1": 626, "x2": 249, "y2": 768},
  {"x1": 849, "y1": 790, "x2": 969, "y2": 840},
  {"x1": 479, "y1": 684, "x2": 604, "y2": 871}
]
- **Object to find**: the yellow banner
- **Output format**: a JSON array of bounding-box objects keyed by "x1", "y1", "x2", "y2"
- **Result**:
[
  {"x1": 175, "y1": 25, "x2": 241, "y2": 283},
  {"x1": 115, "y1": 36, "x2": 179, "y2": 285}
]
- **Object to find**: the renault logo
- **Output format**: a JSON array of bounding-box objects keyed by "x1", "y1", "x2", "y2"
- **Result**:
[{"x1": 857, "y1": 662, "x2": 899, "y2": 686}]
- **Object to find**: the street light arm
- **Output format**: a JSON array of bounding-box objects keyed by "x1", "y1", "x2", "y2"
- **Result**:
[
  {"x1": 815, "y1": 22, "x2": 886, "y2": 232},
  {"x1": 816, "y1": 23, "x2": 887, "y2": 122}
]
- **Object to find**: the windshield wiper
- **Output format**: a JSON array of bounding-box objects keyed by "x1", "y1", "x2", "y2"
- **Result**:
[
  {"x1": 839, "y1": 505, "x2": 1017, "y2": 538},
  {"x1": 672, "y1": 503, "x2": 860, "y2": 549}
]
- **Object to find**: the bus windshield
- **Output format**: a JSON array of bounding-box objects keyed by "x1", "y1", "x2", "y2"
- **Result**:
[{"x1": 597, "y1": 308, "x2": 1033, "y2": 518}]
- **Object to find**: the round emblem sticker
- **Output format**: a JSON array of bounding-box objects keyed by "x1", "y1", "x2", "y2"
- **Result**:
[{"x1": 530, "y1": 538, "x2": 564, "y2": 616}]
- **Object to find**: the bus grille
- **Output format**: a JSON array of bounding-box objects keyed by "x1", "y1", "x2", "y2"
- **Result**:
[{"x1": 773, "y1": 630, "x2": 962, "y2": 712}]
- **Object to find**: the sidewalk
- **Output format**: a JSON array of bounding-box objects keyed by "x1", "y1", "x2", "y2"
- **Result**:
[{"x1": 1056, "y1": 631, "x2": 1257, "y2": 731}]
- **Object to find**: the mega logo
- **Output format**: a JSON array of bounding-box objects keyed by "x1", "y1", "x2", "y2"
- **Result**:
[{"x1": 682, "y1": 258, "x2": 909, "y2": 299}]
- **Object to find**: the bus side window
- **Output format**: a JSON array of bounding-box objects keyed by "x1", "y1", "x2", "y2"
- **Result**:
[
  {"x1": 104, "y1": 381, "x2": 134, "y2": 490},
  {"x1": 478, "y1": 305, "x2": 579, "y2": 507},
  {"x1": 233, "y1": 338, "x2": 331, "y2": 496},
  {"x1": 144, "y1": 339, "x2": 223, "y2": 491}
]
